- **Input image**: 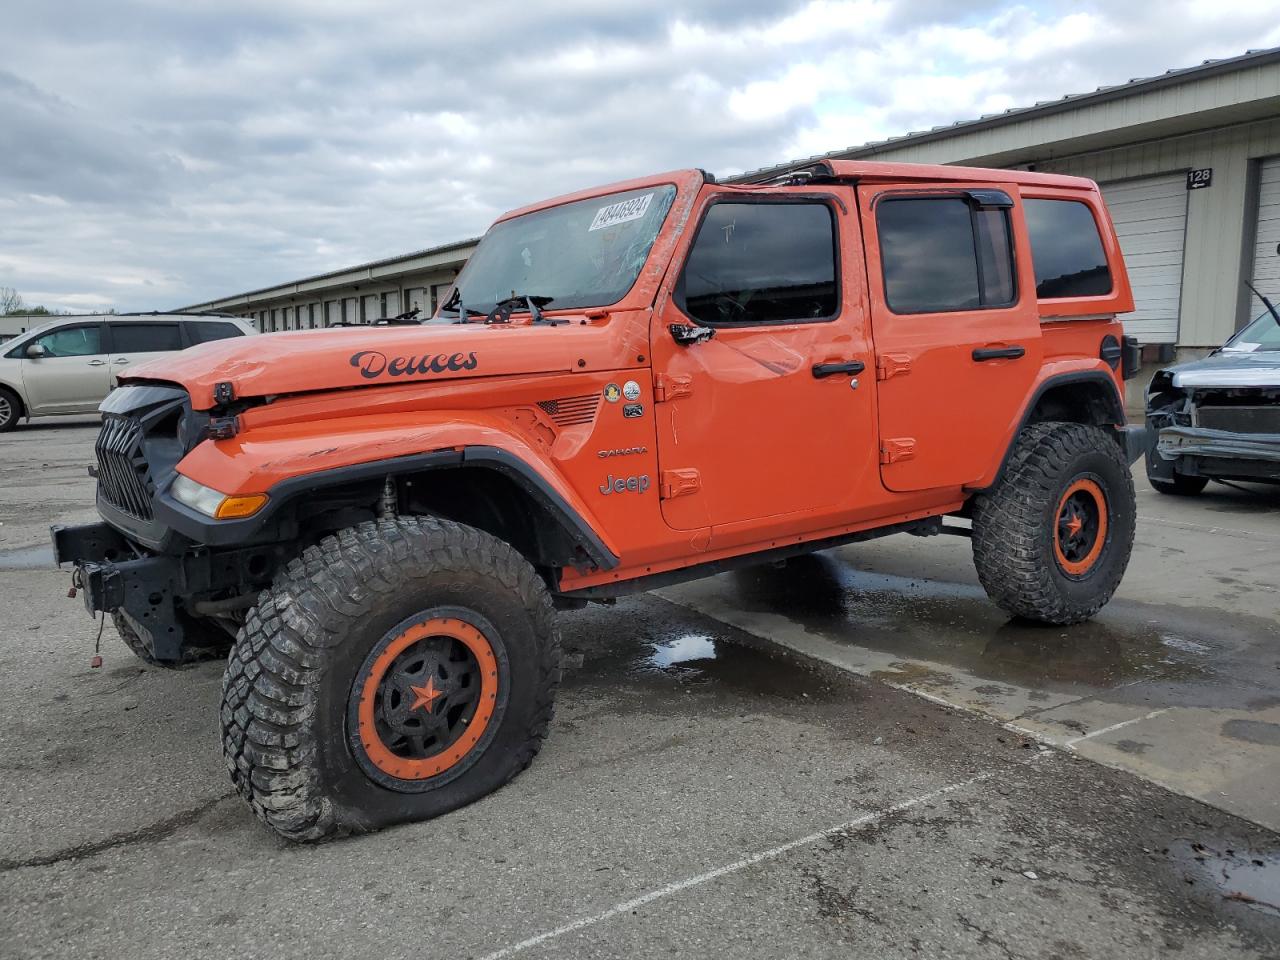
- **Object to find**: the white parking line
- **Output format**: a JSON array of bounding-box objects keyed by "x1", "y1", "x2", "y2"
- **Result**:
[
  {"x1": 474, "y1": 771, "x2": 994, "y2": 960},
  {"x1": 1064, "y1": 708, "x2": 1170, "y2": 747}
]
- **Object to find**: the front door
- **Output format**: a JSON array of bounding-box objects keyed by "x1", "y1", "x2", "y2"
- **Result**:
[
  {"x1": 21, "y1": 323, "x2": 112, "y2": 413},
  {"x1": 857, "y1": 184, "x2": 1042, "y2": 492},
  {"x1": 650, "y1": 189, "x2": 876, "y2": 539}
]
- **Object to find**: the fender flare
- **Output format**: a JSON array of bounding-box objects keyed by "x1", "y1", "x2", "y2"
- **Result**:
[
  {"x1": 156, "y1": 444, "x2": 620, "y2": 570},
  {"x1": 971, "y1": 369, "x2": 1126, "y2": 494}
]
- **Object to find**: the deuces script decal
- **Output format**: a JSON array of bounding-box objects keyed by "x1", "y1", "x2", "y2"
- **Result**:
[{"x1": 349, "y1": 350, "x2": 479, "y2": 380}]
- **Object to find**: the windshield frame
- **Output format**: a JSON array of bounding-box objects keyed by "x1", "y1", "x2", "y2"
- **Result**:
[{"x1": 432, "y1": 170, "x2": 707, "y2": 322}]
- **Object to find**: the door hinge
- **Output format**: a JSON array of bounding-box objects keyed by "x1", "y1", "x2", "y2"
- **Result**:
[
  {"x1": 876, "y1": 354, "x2": 912, "y2": 381},
  {"x1": 653, "y1": 374, "x2": 693, "y2": 403},
  {"x1": 659, "y1": 468, "x2": 701, "y2": 499},
  {"x1": 880, "y1": 438, "x2": 916, "y2": 464}
]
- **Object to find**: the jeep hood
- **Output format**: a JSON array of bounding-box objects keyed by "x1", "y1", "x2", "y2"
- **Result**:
[
  {"x1": 122, "y1": 321, "x2": 619, "y2": 409},
  {"x1": 1166, "y1": 351, "x2": 1280, "y2": 389}
]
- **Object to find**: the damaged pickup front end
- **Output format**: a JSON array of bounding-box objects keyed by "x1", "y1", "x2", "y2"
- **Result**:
[{"x1": 1146, "y1": 357, "x2": 1280, "y2": 486}]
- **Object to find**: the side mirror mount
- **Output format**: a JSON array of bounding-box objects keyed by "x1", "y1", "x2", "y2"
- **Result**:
[{"x1": 25, "y1": 343, "x2": 46, "y2": 359}]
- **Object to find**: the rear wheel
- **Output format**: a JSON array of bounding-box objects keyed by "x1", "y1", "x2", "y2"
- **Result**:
[
  {"x1": 0, "y1": 387, "x2": 21, "y2": 432},
  {"x1": 220, "y1": 517, "x2": 561, "y2": 842},
  {"x1": 972, "y1": 422, "x2": 1136, "y2": 625},
  {"x1": 1149, "y1": 473, "x2": 1208, "y2": 496}
]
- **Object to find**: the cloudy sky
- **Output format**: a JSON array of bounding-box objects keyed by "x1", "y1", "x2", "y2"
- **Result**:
[{"x1": 2, "y1": 1, "x2": 1278, "y2": 313}]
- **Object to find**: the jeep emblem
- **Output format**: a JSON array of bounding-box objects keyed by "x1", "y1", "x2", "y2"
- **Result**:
[{"x1": 599, "y1": 474, "x2": 651, "y2": 495}]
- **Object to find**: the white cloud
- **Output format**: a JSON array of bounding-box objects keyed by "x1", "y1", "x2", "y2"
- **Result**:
[{"x1": 0, "y1": 1, "x2": 1275, "y2": 312}]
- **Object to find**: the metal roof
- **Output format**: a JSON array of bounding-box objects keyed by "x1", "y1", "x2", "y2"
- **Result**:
[{"x1": 734, "y1": 46, "x2": 1280, "y2": 182}]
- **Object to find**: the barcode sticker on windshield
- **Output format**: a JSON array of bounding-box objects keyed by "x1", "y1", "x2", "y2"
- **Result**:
[{"x1": 589, "y1": 193, "x2": 653, "y2": 231}]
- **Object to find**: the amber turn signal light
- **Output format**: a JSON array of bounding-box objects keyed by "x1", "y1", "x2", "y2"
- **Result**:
[{"x1": 214, "y1": 494, "x2": 269, "y2": 519}]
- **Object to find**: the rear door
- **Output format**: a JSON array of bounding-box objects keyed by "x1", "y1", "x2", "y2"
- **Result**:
[
  {"x1": 107, "y1": 322, "x2": 183, "y2": 385},
  {"x1": 20, "y1": 322, "x2": 112, "y2": 413},
  {"x1": 650, "y1": 187, "x2": 877, "y2": 538},
  {"x1": 858, "y1": 183, "x2": 1042, "y2": 492}
]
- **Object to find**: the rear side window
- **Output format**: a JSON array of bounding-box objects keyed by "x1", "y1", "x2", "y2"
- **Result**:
[
  {"x1": 187, "y1": 322, "x2": 244, "y2": 344},
  {"x1": 680, "y1": 201, "x2": 838, "y2": 325},
  {"x1": 1023, "y1": 199, "x2": 1113, "y2": 298},
  {"x1": 876, "y1": 197, "x2": 1016, "y2": 314},
  {"x1": 110, "y1": 323, "x2": 182, "y2": 353}
]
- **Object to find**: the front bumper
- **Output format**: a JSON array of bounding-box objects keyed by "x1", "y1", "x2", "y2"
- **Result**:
[
  {"x1": 52, "y1": 521, "x2": 282, "y2": 663},
  {"x1": 1148, "y1": 425, "x2": 1280, "y2": 482},
  {"x1": 1118, "y1": 424, "x2": 1151, "y2": 465}
]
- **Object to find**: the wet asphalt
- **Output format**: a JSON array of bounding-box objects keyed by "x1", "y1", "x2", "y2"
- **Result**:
[{"x1": 0, "y1": 418, "x2": 1278, "y2": 959}]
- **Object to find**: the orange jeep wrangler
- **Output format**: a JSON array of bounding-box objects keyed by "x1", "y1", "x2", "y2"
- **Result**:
[{"x1": 54, "y1": 162, "x2": 1147, "y2": 841}]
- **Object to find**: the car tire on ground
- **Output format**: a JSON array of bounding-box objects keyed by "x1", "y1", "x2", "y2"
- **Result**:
[
  {"x1": 1149, "y1": 473, "x2": 1209, "y2": 496},
  {"x1": 0, "y1": 386, "x2": 22, "y2": 432},
  {"x1": 112, "y1": 610, "x2": 233, "y2": 667},
  {"x1": 971, "y1": 421, "x2": 1136, "y2": 626},
  {"x1": 220, "y1": 516, "x2": 561, "y2": 842}
]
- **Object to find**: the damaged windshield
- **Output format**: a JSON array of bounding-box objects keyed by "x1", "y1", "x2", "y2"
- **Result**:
[{"x1": 436, "y1": 185, "x2": 677, "y2": 319}]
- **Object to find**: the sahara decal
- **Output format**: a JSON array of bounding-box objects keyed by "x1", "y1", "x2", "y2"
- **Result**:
[
  {"x1": 349, "y1": 350, "x2": 479, "y2": 380},
  {"x1": 599, "y1": 474, "x2": 651, "y2": 495},
  {"x1": 597, "y1": 446, "x2": 648, "y2": 459}
]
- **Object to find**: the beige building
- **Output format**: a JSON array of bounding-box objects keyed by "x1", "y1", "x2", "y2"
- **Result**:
[{"x1": 184, "y1": 47, "x2": 1280, "y2": 361}]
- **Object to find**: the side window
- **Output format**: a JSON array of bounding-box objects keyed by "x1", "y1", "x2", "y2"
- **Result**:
[
  {"x1": 31, "y1": 325, "x2": 102, "y2": 357},
  {"x1": 680, "y1": 201, "x2": 838, "y2": 325},
  {"x1": 876, "y1": 197, "x2": 1016, "y2": 314},
  {"x1": 1023, "y1": 199, "x2": 1113, "y2": 298},
  {"x1": 187, "y1": 322, "x2": 244, "y2": 344},
  {"x1": 110, "y1": 323, "x2": 182, "y2": 354}
]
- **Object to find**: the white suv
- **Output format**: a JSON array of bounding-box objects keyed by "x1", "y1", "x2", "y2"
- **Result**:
[{"x1": 0, "y1": 313, "x2": 255, "y2": 431}]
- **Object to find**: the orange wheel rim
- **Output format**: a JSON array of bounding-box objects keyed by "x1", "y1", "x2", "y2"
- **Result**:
[
  {"x1": 354, "y1": 616, "x2": 499, "y2": 781},
  {"x1": 1054, "y1": 477, "x2": 1108, "y2": 576}
]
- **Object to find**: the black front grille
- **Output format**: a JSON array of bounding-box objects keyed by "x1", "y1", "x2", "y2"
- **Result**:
[
  {"x1": 1197, "y1": 405, "x2": 1280, "y2": 435},
  {"x1": 96, "y1": 416, "x2": 155, "y2": 520}
]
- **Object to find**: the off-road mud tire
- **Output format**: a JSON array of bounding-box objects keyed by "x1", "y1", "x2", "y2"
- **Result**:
[
  {"x1": 972, "y1": 421, "x2": 1136, "y2": 625},
  {"x1": 1148, "y1": 473, "x2": 1208, "y2": 496},
  {"x1": 0, "y1": 386, "x2": 22, "y2": 432},
  {"x1": 112, "y1": 610, "x2": 233, "y2": 667},
  {"x1": 220, "y1": 517, "x2": 561, "y2": 842}
]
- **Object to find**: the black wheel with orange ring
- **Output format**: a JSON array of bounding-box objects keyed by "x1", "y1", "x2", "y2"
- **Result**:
[
  {"x1": 221, "y1": 517, "x2": 561, "y2": 842},
  {"x1": 972, "y1": 421, "x2": 1136, "y2": 625}
]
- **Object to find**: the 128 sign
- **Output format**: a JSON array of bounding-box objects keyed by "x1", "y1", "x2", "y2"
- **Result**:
[{"x1": 1187, "y1": 168, "x2": 1213, "y2": 190}]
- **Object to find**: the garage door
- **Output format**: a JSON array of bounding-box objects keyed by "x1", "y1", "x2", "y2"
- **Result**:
[
  {"x1": 1249, "y1": 156, "x2": 1280, "y2": 319},
  {"x1": 1100, "y1": 173, "x2": 1188, "y2": 343}
]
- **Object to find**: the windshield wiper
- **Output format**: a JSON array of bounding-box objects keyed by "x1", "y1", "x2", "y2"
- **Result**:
[
  {"x1": 484, "y1": 294, "x2": 562, "y2": 326},
  {"x1": 438, "y1": 288, "x2": 486, "y2": 323}
]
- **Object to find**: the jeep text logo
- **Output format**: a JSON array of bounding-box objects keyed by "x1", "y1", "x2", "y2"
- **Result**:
[
  {"x1": 599, "y1": 474, "x2": 651, "y2": 495},
  {"x1": 349, "y1": 350, "x2": 479, "y2": 380}
]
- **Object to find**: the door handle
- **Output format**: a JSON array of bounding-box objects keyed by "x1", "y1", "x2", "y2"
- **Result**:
[
  {"x1": 972, "y1": 345, "x2": 1025, "y2": 362},
  {"x1": 87, "y1": 359, "x2": 107, "y2": 366},
  {"x1": 113, "y1": 358, "x2": 129, "y2": 364},
  {"x1": 811, "y1": 360, "x2": 866, "y2": 378}
]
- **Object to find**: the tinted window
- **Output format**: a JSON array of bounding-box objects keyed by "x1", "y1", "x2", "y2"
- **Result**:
[
  {"x1": 110, "y1": 323, "x2": 182, "y2": 353},
  {"x1": 1023, "y1": 199, "x2": 1112, "y2": 298},
  {"x1": 187, "y1": 322, "x2": 244, "y2": 344},
  {"x1": 681, "y1": 202, "x2": 838, "y2": 325},
  {"x1": 31, "y1": 325, "x2": 102, "y2": 357},
  {"x1": 877, "y1": 197, "x2": 1016, "y2": 313}
]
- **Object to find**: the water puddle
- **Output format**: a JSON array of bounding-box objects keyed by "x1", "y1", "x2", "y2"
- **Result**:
[
  {"x1": 628, "y1": 630, "x2": 834, "y2": 701},
  {"x1": 723, "y1": 552, "x2": 1278, "y2": 708},
  {"x1": 1169, "y1": 838, "x2": 1280, "y2": 929},
  {"x1": 0, "y1": 543, "x2": 56, "y2": 570}
]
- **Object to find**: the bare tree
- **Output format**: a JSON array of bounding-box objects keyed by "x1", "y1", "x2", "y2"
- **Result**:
[{"x1": 0, "y1": 287, "x2": 23, "y2": 316}]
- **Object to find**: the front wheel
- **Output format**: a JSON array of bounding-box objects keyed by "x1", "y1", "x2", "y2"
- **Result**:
[
  {"x1": 220, "y1": 517, "x2": 561, "y2": 842},
  {"x1": 0, "y1": 387, "x2": 21, "y2": 432},
  {"x1": 971, "y1": 422, "x2": 1136, "y2": 625}
]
